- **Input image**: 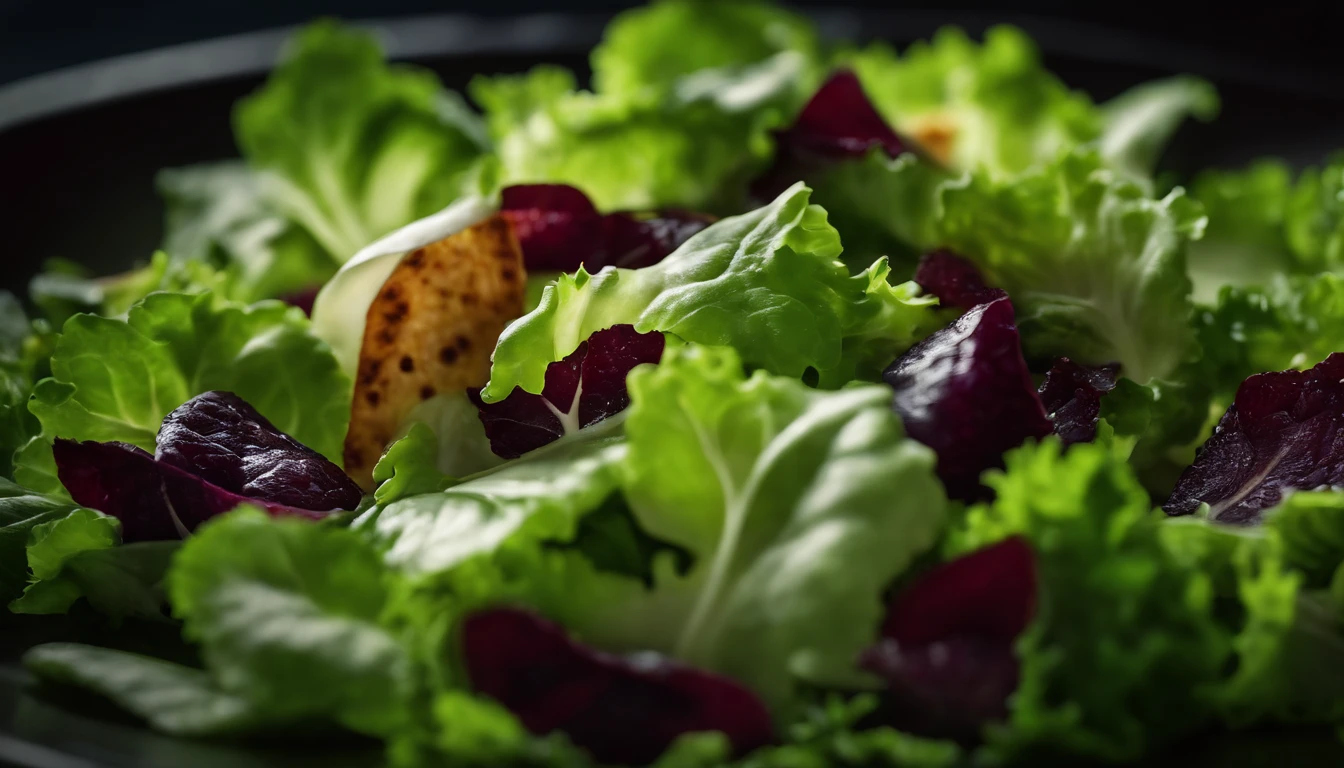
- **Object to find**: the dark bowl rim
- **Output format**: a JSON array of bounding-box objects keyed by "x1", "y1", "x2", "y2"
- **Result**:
[{"x1": 2, "y1": 8, "x2": 1342, "y2": 135}]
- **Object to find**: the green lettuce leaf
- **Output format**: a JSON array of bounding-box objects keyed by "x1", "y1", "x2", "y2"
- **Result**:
[
  {"x1": 576, "y1": 345, "x2": 945, "y2": 712},
  {"x1": 481, "y1": 183, "x2": 937, "y2": 401},
  {"x1": 471, "y1": 65, "x2": 777, "y2": 213},
  {"x1": 0, "y1": 478, "x2": 77, "y2": 603},
  {"x1": 948, "y1": 439, "x2": 1231, "y2": 762},
  {"x1": 158, "y1": 161, "x2": 333, "y2": 302},
  {"x1": 372, "y1": 422, "x2": 458, "y2": 505},
  {"x1": 10, "y1": 508, "x2": 175, "y2": 620},
  {"x1": 1285, "y1": 153, "x2": 1344, "y2": 275},
  {"x1": 1186, "y1": 160, "x2": 1295, "y2": 304},
  {"x1": 936, "y1": 149, "x2": 1204, "y2": 384},
  {"x1": 14, "y1": 292, "x2": 350, "y2": 495},
  {"x1": 1197, "y1": 273, "x2": 1344, "y2": 398},
  {"x1": 168, "y1": 508, "x2": 413, "y2": 736},
  {"x1": 24, "y1": 643, "x2": 263, "y2": 736},
  {"x1": 842, "y1": 26, "x2": 1099, "y2": 177},
  {"x1": 0, "y1": 293, "x2": 43, "y2": 477},
  {"x1": 1265, "y1": 490, "x2": 1344, "y2": 588},
  {"x1": 1099, "y1": 75, "x2": 1219, "y2": 187},
  {"x1": 590, "y1": 0, "x2": 822, "y2": 100},
  {"x1": 236, "y1": 21, "x2": 488, "y2": 264}
]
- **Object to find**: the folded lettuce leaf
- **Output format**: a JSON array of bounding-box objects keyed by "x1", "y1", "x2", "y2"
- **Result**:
[
  {"x1": 235, "y1": 21, "x2": 488, "y2": 265},
  {"x1": 936, "y1": 149, "x2": 1204, "y2": 385},
  {"x1": 14, "y1": 292, "x2": 350, "y2": 496},
  {"x1": 0, "y1": 478, "x2": 76, "y2": 603},
  {"x1": 482, "y1": 183, "x2": 937, "y2": 402},
  {"x1": 841, "y1": 26, "x2": 1098, "y2": 177}
]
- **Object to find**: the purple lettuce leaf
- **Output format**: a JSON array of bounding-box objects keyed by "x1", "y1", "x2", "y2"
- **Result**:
[
  {"x1": 1164, "y1": 353, "x2": 1344, "y2": 524},
  {"x1": 462, "y1": 607, "x2": 774, "y2": 765},
  {"x1": 500, "y1": 184, "x2": 710, "y2": 273},
  {"x1": 913, "y1": 250, "x2": 1006, "y2": 313},
  {"x1": 751, "y1": 70, "x2": 916, "y2": 204},
  {"x1": 279, "y1": 285, "x2": 322, "y2": 317},
  {"x1": 883, "y1": 297, "x2": 1053, "y2": 501},
  {"x1": 1038, "y1": 358, "x2": 1121, "y2": 445},
  {"x1": 859, "y1": 536, "x2": 1036, "y2": 740},
  {"x1": 54, "y1": 440, "x2": 330, "y2": 542},
  {"x1": 156, "y1": 391, "x2": 362, "y2": 512},
  {"x1": 470, "y1": 325, "x2": 665, "y2": 459}
]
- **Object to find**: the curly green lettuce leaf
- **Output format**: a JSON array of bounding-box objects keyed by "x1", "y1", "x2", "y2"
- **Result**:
[
  {"x1": 28, "y1": 252, "x2": 241, "y2": 329},
  {"x1": 1197, "y1": 273, "x2": 1344, "y2": 399},
  {"x1": 14, "y1": 292, "x2": 350, "y2": 495},
  {"x1": 937, "y1": 149, "x2": 1204, "y2": 384},
  {"x1": 168, "y1": 508, "x2": 413, "y2": 736},
  {"x1": 1285, "y1": 153, "x2": 1344, "y2": 275},
  {"x1": 471, "y1": 65, "x2": 777, "y2": 213},
  {"x1": 236, "y1": 21, "x2": 488, "y2": 264},
  {"x1": 24, "y1": 643, "x2": 263, "y2": 736},
  {"x1": 10, "y1": 508, "x2": 175, "y2": 620},
  {"x1": 1186, "y1": 160, "x2": 1295, "y2": 304},
  {"x1": 842, "y1": 26, "x2": 1098, "y2": 177},
  {"x1": 158, "y1": 161, "x2": 334, "y2": 302},
  {"x1": 482, "y1": 183, "x2": 937, "y2": 401},
  {"x1": 591, "y1": 0, "x2": 822, "y2": 100},
  {"x1": 1099, "y1": 76, "x2": 1219, "y2": 188},
  {"x1": 948, "y1": 439, "x2": 1231, "y2": 762}
]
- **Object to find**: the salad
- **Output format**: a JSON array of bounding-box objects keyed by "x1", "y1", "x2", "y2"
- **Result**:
[{"x1": 3, "y1": 2, "x2": 1343, "y2": 766}]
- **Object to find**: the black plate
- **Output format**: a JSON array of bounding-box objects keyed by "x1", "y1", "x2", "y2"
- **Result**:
[{"x1": 2, "y1": 10, "x2": 1344, "y2": 768}]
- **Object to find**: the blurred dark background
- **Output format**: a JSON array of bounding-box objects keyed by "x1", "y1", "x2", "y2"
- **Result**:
[
  {"x1": 2, "y1": 0, "x2": 1342, "y2": 290},
  {"x1": 1, "y1": 0, "x2": 1342, "y2": 86}
]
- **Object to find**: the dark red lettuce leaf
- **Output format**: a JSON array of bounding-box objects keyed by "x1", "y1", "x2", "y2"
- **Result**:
[
  {"x1": 157, "y1": 391, "x2": 362, "y2": 512},
  {"x1": 1038, "y1": 358, "x2": 1121, "y2": 445},
  {"x1": 471, "y1": 325, "x2": 665, "y2": 459},
  {"x1": 54, "y1": 440, "x2": 329, "y2": 542},
  {"x1": 883, "y1": 297, "x2": 1052, "y2": 501},
  {"x1": 462, "y1": 607, "x2": 774, "y2": 765},
  {"x1": 751, "y1": 70, "x2": 917, "y2": 203},
  {"x1": 1164, "y1": 353, "x2": 1344, "y2": 524},
  {"x1": 279, "y1": 285, "x2": 322, "y2": 317},
  {"x1": 501, "y1": 184, "x2": 710, "y2": 273},
  {"x1": 860, "y1": 537, "x2": 1036, "y2": 740},
  {"x1": 913, "y1": 250, "x2": 1006, "y2": 313}
]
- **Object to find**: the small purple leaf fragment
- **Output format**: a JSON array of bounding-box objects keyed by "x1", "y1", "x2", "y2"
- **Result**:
[
  {"x1": 913, "y1": 250, "x2": 1006, "y2": 313},
  {"x1": 1164, "y1": 353, "x2": 1344, "y2": 525},
  {"x1": 501, "y1": 184, "x2": 710, "y2": 274},
  {"x1": 157, "y1": 391, "x2": 362, "y2": 512},
  {"x1": 1038, "y1": 358, "x2": 1120, "y2": 445},
  {"x1": 883, "y1": 297, "x2": 1052, "y2": 501},
  {"x1": 279, "y1": 285, "x2": 323, "y2": 317},
  {"x1": 751, "y1": 70, "x2": 916, "y2": 203},
  {"x1": 472, "y1": 325, "x2": 665, "y2": 459},
  {"x1": 462, "y1": 607, "x2": 774, "y2": 765},
  {"x1": 54, "y1": 440, "x2": 328, "y2": 542},
  {"x1": 859, "y1": 536, "x2": 1037, "y2": 740}
]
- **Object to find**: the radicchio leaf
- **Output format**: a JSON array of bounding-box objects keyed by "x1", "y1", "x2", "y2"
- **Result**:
[
  {"x1": 1165, "y1": 353, "x2": 1344, "y2": 524},
  {"x1": 500, "y1": 184, "x2": 711, "y2": 273},
  {"x1": 470, "y1": 325, "x2": 665, "y2": 459},
  {"x1": 54, "y1": 440, "x2": 329, "y2": 542},
  {"x1": 462, "y1": 607, "x2": 774, "y2": 765},
  {"x1": 883, "y1": 298, "x2": 1052, "y2": 500},
  {"x1": 914, "y1": 249, "x2": 1006, "y2": 313},
  {"x1": 157, "y1": 391, "x2": 362, "y2": 512},
  {"x1": 1038, "y1": 358, "x2": 1120, "y2": 445},
  {"x1": 54, "y1": 391, "x2": 359, "y2": 541},
  {"x1": 751, "y1": 69, "x2": 916, "y2": 204},
  {"x1": 279, "y1": 285, "x2": 322, "y2": 316},
  {"x1": 859, "y1": 536, "x2": 1036, "y2": 739}
]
